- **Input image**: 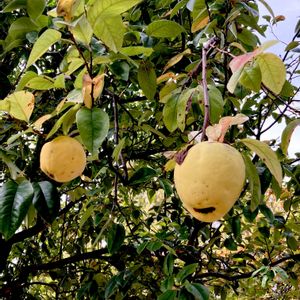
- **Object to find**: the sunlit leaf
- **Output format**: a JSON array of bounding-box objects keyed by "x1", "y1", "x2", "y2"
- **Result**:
[
  {"x1": 70, "y1": 15, "x2": 93, "y2": 45},
  {"x1": 120, "y1": 46, "x2": 154, "y2": 57},
  {"x1": 191, "y1": 15, "x2": 209, "y2": 33},
  {"x1": 26, "y1": 29, "x2": 61, "y2": 68},
  {"x1": 256, "y1": 52, "x2": 286, "y2": 94},
  {"x1": 241, "y1": 138, "x2": 282, "y2": 186},
  {"x1": 26, "y1": 76, "x2": 55, "y2": 90},
  {"x1": 4, "y1": 91, "x2": 35, "y2": 123},
  {"x1": 163, "y1": 49, "x2": 191, "y2": 73},
  {"x1": 281, "y1": 119, "x2": 300, "y2": 155},
  {"x1": 239, "y1": 64, "x2": 262, "y2": 92},
  {"x1": 146, "y1": 20, "x2": 185, "y2": 38}
]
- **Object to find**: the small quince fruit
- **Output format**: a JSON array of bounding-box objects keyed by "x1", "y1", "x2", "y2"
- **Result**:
[
  {"x1": 40, "y1": 136, "x2": 86, "y2": 183},
  {"x1": 174, "y1": 141, "x2": 245, "y2": 222}
]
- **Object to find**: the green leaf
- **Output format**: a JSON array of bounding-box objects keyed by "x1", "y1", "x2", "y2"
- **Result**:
[
  {"x1": 281, "y1": 119, "x2": 300, "y2": 155},
  {"x1": 239, "y1": 64, "x2": 262, "y2": 92},
  {"x1": 208, "y1": 85, "x2": 223, "y2": 123},
  {"x1": 146, "y1": 20, "x2": 185, "y2": 38},
  {"x1": 0, "y1": 180, "x2": 34, "y2": 240},
  {"x1": 88, "y1": 0, "x2": 142, "y2": 17},
  {"x1": 70, "y1": 15, "x2": 93, "y2": 45},
  {"x1": 259, "y1": 204, "x2": 274, "y2": 223},
  {"x1": 224, "y1": 237, "x2": 237, "y2": 250},
  {"x1": 87, "y1": 0, "x2": 142, "y2": 51},
  {"x1": 26, "y1": 29, "x2": 61, "y2": 69},
  {"x1": 16, "y1": 71, "x2": 38, "y2": 91},
  {"x1": 3, "y1": 91, "x2": 35, "y2": 123},
  {"x1": 287, "y1": 236, "x2": 298, "y2": 251},
  {"x1": 258, "y1": 0, "x2": 275, "y2": 19},
  {"x1": 163, "y1": 94, "x2": 180, "y2": 132},
  {"x1": 176, "y1": 263, "x2": 198, "y2": 284},
  {"x1": 26, "y1": 75, "x2": 54, "y2": 90},
  {"x1": 2, "y1": 0, "x2": 26, "y2": 12},
  {"x1": 255, "y1": 53, "x2": 286, "y2": 94},
  {"x1": 136, "y1": 241, "x2": 149, "y2": 254},
  {"x1": 46, "y1": 103, "x2": 81, "y2": 139},
  {"x1": 184, "y1": 281, "x2": 209, "y2": 300},
  {"x1": 5, "y1": 17, "x2": 39, "y2": 41},
  {"x1": 284, "y1": 41, "x2": 299, "y2": 51},
  {"x1": 242, "y1": 153, "x2": 262, "y2": 211},
  {"x1": 232, "y1": 215, "x2": 241, "y2": 238},
  {"x1": 91, "y1": 15, "x2": 125, "y2": 53},
  {"x1": 241, "y1": 138, "x2": 282, "y2": 186},
  {"x1": 129, "y1": 167, "x2": 157, "y2": 185},
  {"x1": 76, "y1": 107, "x2": 110, "y2": 156},
  {"x1": 227, "y1": 68, "x2": 243, "y2": 94},
  {"x1": 158, "y1": 178, "x2": 173, "y2": 197},
  {"x1": 138, "y1": 61, "x2": 157, "y2": 100},
  {"x1": 147, "y1": 240, "x2": 163, "y2": 251},
  {"x1": 112, "y1": 138, "x2": 126, "y2": 161},
  {"x1": 32, "y1": 181, "x2": 60, "y2": 223},
  {"x1": 0, "y1": 149, "x2": 23, "y2": 180},
  {"x1": 120, "y1": 46, "x2": 153, "y2": 57},
  {"x1": 54, "y1": 74, "x2": 66, "y2": 89},
  {"x1": 163, "y1": 253, "x2": 174, "y2": 276},
  {"x1": 158, "y1": 290, "x2": 177, "y2": 300},
  {"x1": 258, "y1": 226, "x2": 270, "y2": 239},
  {"x1": 27, "y1": 0, "x2": 46, "y2": 20},
  {"x1": 107, "y1": 223, "x2": 125, "y2": 254},
  {"x1": 177, "y1": 89, "x2": 194, "y2": 132}
]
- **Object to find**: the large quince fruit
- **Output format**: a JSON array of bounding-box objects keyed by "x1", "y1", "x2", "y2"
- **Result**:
[
  {"x1": 40, "y1": 136, "x2": 86, "y2": 183},
  {"x1": 174, "y1": 141, "x2": 245, "y2": 222}
]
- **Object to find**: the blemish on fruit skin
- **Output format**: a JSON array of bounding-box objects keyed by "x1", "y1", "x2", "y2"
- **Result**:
[{"x1": 194, "y1": 207, "x2": 216, "y2": 214}]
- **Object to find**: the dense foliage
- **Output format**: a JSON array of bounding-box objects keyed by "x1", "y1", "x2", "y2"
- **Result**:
[{"x1": 0, "y1": 0, "x2": 299, "y2": 299}]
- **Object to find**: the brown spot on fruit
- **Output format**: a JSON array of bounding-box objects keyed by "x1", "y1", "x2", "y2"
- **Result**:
[{"x1": 194, "y1": 207, "x2": 216, "y2": 214}]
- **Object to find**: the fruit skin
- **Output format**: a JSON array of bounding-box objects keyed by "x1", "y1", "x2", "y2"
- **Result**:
[
  {"x1": 174, "y1": 141, "x2": 245, "y2": 222},
  {"x1": 40, "y1": 136, "x2": 86, "y2": 183}
]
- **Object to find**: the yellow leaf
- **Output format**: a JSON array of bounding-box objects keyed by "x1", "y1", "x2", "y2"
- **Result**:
[
  {"x1": 4, "y1": 91, "x2": 35, "y2": 122},
  {"x1": 57, "y1": 0, "x2": 80, "y2": 21},
  {"x1": 82, "y1": 74, "x2": 93, "y2": 109},
  {"x1": 92, "y1": 74, "x2": 105, "y2": 100},
  {"x1": 163, "y1": 49, "x2": 191, "y2": 73},
  {"x1": 157, "y1": 72, "x2": 176, "y2": 84},
  {"x1": 33, "y1": 114, "x2": 53, "y2": 130},
  {"x1": 164, "y1": 159, "x2": 176, "y2": 172},
  {"x1": 191, "y1": 16, "x2": 209, "y2": 33}
]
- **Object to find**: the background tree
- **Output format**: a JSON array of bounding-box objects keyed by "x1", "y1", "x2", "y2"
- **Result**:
[{"x1": 0, "y1": 0, "x2": 299, "y2": 299}]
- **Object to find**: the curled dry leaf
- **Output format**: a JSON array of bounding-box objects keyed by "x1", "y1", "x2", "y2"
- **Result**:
[
  {"x1": 206, "y1": 114, "x2": 249, "y2": 142},
  {"x1": 82, "y1": 73, "x2": 106, "y2": 109},
  {"x1": 57, "y1": 0, "x2": 76, "y2": 21}
]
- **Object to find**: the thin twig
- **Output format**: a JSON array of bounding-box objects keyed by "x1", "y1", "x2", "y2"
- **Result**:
[{"x1": 201, "y1": 41, "x2": 211, "y2": 141}]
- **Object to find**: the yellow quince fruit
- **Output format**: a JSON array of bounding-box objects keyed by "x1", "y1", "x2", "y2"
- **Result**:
[
  {"x1": 174, "y1": 141, "x2": 245, "y2": 222},
  {"x1": 40, "y1": 136, "x2": 86, "y2": 183}
]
